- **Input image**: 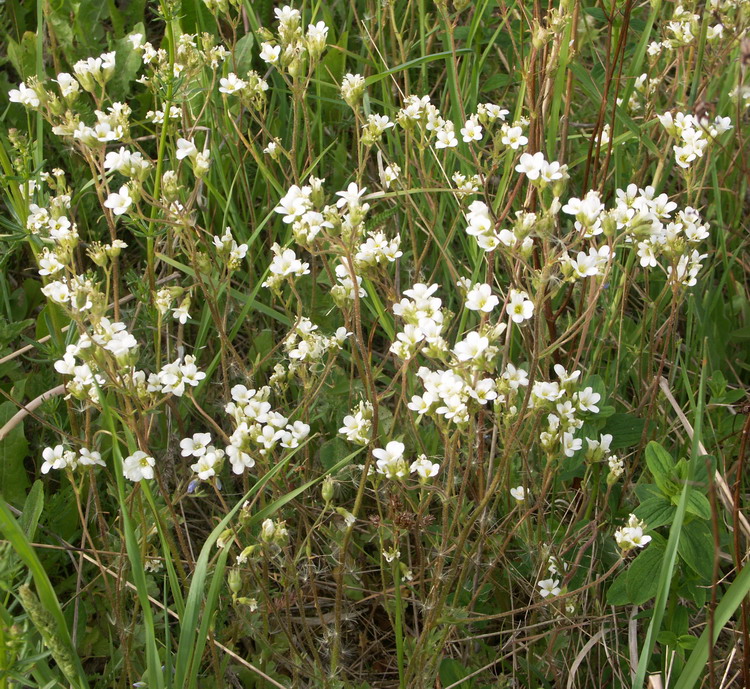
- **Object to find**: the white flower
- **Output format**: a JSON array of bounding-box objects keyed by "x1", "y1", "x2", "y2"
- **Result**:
[
  {"x1": 123, "y1": 450, "x2": 156, "y2": 482},
  {"x1": 180, "y1": 433, "x2": 213, "y2": 457},
  {"x1": 515, "y1": 151, "x2": 546, "y2": 180},
  {"x1": 615, "y1": 514, "x2": 652, "y2": 551},
  {"x1": 538, "y1": 578, "x2": 561, "y2": 598},
  {"x1": 501, "y1": 125, "x2": 528, "y2": 150},
  {"x1": 335, "y1": 182, "x2": 367, "y2": 209},
  {"x1": 103, "y1": 186, "x2": 133, "y2": 216},
  {"x1": 503, "y1": 363, "x2": 529, "y2": 390},
  {"x1": 219, "y1": 73, "x2": 247, "y2": 94},
  {"x1": 42, "y1": 280, "x2": 71, "y2": 304},
  {"x1": 373, "y1": 441, "x2": 408, "y2": 479},
  {"x1": 9, "y1": 82, "x2": 40, "y2": 108},
  {"x1": 176, "y1": 137, "x2": 198, "y2": 160},
  {"x1": 38, "y1": 249, "x2": 65, "y2": 276},
  {"x1": 452, "y1": 331, "x2": 489, "y2": 362},
  {"x1": 435, "y1": 122, "x2": 458, "y2": 149},
  {"x1": 78, "y1": 448, "x2": 105, "y2": 467},
  {"x1": 172, "y1": 299, "x2": 191, "y2": 324},
  {"x1": 562, "y1": 432, "x2": 583, "y2": 457},
  {"x1": 510, "y1": 486, "x2": 526, "y2": 502},
  {"x1": 576, "y1": 387, "x2": 601, "y2": 413},
  {"x1": 465, "y1": 283, "x2": 499, "y2": 313},
  {"x1": 383, "y1": 547, "x2": 400, "y2": 563},
  {"x1": 54, "y1": 73, "x2": 80, "y2": 99},
  {"x1": 190, "y1": 447, "x2": 224, "y2": 480},
  {"x1": 506, "y1": 289, "x2": 534, "y2": 323},
  {"x1": 41, "y1": 445, "x2": 73, "y2": 473},
  {"x1": 410, "y1": 455, "x2": 440, "y2": 480},
  {"x1": 460, "y1": 115, "x2": 483, "y2": 143}
]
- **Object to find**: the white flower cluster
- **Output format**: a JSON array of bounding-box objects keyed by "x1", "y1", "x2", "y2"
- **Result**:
[
  {"x1": 181, "y1": 433, "x2": 225, "y2": 481},
  {"x1": 283, "y1": 318, "x2": 350, "y2": 363},
  {"x1": 272, "y1": 178, "x2": 401, "y2": 306},
  {"x1": 361, "y1": 114, "x2": 395, "y2": 146},
  {"x1": 332, "y1": 261, "x2": 367, "y2": 305},
  {"x1": 464, "y1": 201, "x2": 534, "y2": 253},
  {"x1": 395, "y1": 95, "x2": 524, "y2": 154},
  {"x1": 223, "y1": 384, "x2": 310, "y2": 475},
  {"x1": 388, "y1": 283, "x2": 533, "y2": 426},
  {"x1": 213, "y1": 227, "x2": 249, "y2": 271},
  {"x1": 104, "y1": 147, "x2": 151, "y2": 180},
  {"x1": 41, "y1": 444, "x2": 105, "y2": 474},
  {"x1": 73, "y1": 51, "x2": 117, "y2": 91},
  {"x1": 451, "y1": 172, "x2": 482, "y2": 197},
  {"x1": 531, "y1": 365, "x2": 604, "y2": 460},
  {"x1": 614, "y1": 514, "x2": 652, "y2": 552},
  {"x1": 560, "y1": 183, "x2": 710, "y2": 286},
  {"x1": 408, "y1": 364, "x2": 500, "y2": 426},
  {"x1": 389, "y1": 283, "x2": 448, "y2": 360},
  {"x1": 217, "y1": 70, "x2": 269, "y2": 107},
  {"x1": 152, "y1": 355, "x2": 206, "y2": 397},
  {"x1": 262, "y1": 243, "x2": 310, "y2": 292},
  {"x1": 338, "y1": 401, "x2": 374, "y2": 445},
  {"x1": 372, "y1": 441, "x2": 440, "y2": 481},
  {"x1": 52, "y1": 316, "x2": 205, "y2": 405},
  {"x1": 71, "y1": 104, "x2": 130, "y2": 146},
  {"x1": 354, "y1": 230, "x2": 403, "y2": 269},
  {"x1": 260, "y1": 5, "x2": 329, "y2": 77},
  {"x1": 514, "y1": 151, "x2": 568, "y2": 189},
  {"x1": 9, "y1": 79, "x2": 43, "y2": 108},
  {"x1": 134, "y1": 31, "x2": 229, "y2": 86},
  {"x1": 658, "y1": 111, "x2": 732, "y2": 169}
]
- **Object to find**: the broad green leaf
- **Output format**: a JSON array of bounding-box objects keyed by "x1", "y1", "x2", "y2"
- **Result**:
[
  {"x1": 602, "y1": 413, "x2": 646, "y2": 449},
  {"x1": 683, "y1": 491, "x2": 711, "y2": 521},
  {"x1": 606, "y1": 568, "x2": 630, "y2": 606},
  {"x1": 626, "y1": 537, "x2": 667, "y2": 605},
  {"x1": 633, "y1": 496, "x2": 675, "y2": 530},
  {"x1": 233, "y1": 33, "x2": 256, "y2": 76},
  {"x1": 0, "y1": 400, "x2": 30, "y2": 505},
  {"x1": 646, "y1": 441, "x2": 676, "y2": 494},
  {"x1": 19, "y1": 479, "x2": 43, "y2": 539},
  {"x1": 439, "y1": 658, "x2": 473, "y2": 688},
  {"x1": 677, "y1": 520, "x2": 714, "y2": 580}
]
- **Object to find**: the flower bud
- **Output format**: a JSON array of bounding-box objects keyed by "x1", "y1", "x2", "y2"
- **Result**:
[
  {"x1": 322, "y1": 476, "x2": 334, "y2": 504},
  {"x1": 227, "y1": 566, "x2": 242, "y2": 594}
]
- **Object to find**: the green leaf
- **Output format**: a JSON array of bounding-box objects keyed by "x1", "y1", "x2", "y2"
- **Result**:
[
  {"x1": 606, "y1": 568, "x2": 630, "y2": 606},
  {"x1": 677, "y1": 520, "x2": 714, "y2": 580},
  {"x1": 0, "y1": 317, "x2": 34, "y2": 346},
  {"x1": 233, "y1": 33, "x2": 256, "y2": 76},
  {"x1": 602, "y1": 413, "x2": 646, "y2": 449},
  {"x1": 318, "y1": 437, "x2": 350, "y2": 470},
  {"x1": 439, "y1": 658, "x2": 473, "y2": 688},
  {"x1": 678, "y1": 634, "x2": 699, "y2": 651},
  {"x1": 19, "y1": 480, "x2": 43, "y2": 539},
  {"x1": 6, "y1": 32, "x2": 37, "y2": 79},
  {"x1": 0, "y1": 400, "x2": 30, "y2": 505},
  {"x1": 684, "y1": 491, "x2": 711, "y2": 521},
  {"x1": 110, "y1": 26, "x2": 145, "y2": 99},
  {"x1": 626, "y1": 537, "x2": 667, "y2": 605},
  {"x1": 633, "y1": 496, "x2": 675, "y2": 530},
  {"x1": 645, "y1": 441, "x2": 676, "y2": 494}
]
